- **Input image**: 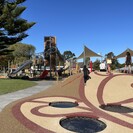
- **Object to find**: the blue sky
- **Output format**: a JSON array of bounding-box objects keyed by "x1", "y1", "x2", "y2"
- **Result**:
[{"x1": 21, "y1": 0, "x2": 133, "y2": 63}]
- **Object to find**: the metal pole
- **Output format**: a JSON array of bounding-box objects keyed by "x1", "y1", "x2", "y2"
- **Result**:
[
  {"x1": 84, "y1": 45, "x2": 85, "y2": 65},
  {"x1": 49, "y1": 36, "x2": 52, "y2": 80},
  {"x1": 56, "y1": 44, "x2": 58, "y2": 72},
  {"x1": 56, "y1": 46, "x2": 59, "y2": 81}
]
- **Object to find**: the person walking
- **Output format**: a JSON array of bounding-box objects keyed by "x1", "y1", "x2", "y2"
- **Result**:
[
  {"x1": 124, "y1": 52, "x2": 132, "y2": 73},
  {"x1": 83, "y1": 65, "x2": 90, "y2": 83}
]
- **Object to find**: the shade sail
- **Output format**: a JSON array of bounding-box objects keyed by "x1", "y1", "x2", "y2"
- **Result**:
[
  {"x1": 115, "y1": 48, "x2": 133, "y2": 59},
  {"x1": 77, "y1": 45, "x2": 102, "y2": 59}
]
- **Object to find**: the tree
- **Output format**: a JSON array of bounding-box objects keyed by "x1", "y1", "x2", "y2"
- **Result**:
[
  {"x1": 63, "y1": 50, "x2": 75, "y2": 60},
  {"x1": 0, "y1": 0, "x2": 35, "y2": 55},
  {"x1": 0, "y1": 55, "x2": 10, "y2": 69},
  {"x1": 106, "y1": 52, "x2": 114, "y2": 59},
  {"x1": 9, "y1": 42, "x2": 36, "y2": 65},
  {"x1": 93, "y1": 59, "x2": 100, "y2": 70},
  {"x1": 106, "y1": 52, "x2": 121, "y2": 70}
]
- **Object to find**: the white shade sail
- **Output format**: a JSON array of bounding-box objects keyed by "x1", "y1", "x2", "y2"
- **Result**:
[
  {"x1": 115, "y1": 48, "x2": 133, "y2": 59},
  {"x1": 77, "y1": 45, "x2": 102, "y2": 59}
]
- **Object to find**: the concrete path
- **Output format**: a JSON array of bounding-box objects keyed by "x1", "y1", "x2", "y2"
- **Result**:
[{"x1": 0, "y1": 80, "x2": 55, "y2": 111}]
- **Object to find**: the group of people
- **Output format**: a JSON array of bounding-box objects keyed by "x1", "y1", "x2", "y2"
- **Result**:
[
  {"x1": 106, "y1": 51, "x2": 132, "y2": 74},
  {"x1": 83, "y1": 51, "x2": 132, "y2": 84}
]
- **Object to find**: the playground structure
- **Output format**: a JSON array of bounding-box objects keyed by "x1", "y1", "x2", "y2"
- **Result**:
[
  {"x1": 5, "y1": 36, "x2": 79, "y2": 79},
  {"x1": 8, "y1": 54, "x2": 74, "y2": 80},
  {"x1": 8, "y1": 57, "x2": 74, "y2": 79}
]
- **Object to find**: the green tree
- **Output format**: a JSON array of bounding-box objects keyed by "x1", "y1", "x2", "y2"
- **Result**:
[
  {"x1": 63, "y1": 50, "x2": 75, "y2": 60},
  {"x1": 0, "y1": 54, "x2": 13, "y2": 71},
  {"x1": 106, "y1": 52, "x2": 121, "y2": 70},
  {"x1": 93, "y1": 59, "x2": 100, "y2": 70},
  {"x1": 0, "y1": 55, "x2": 8, "y2": 68},
  {"x1": 9, "y1": 43, "x2": 35, "y2": 65},
  {"x1": 0, "y1": 0, "x2": 35, "y2": 55}
]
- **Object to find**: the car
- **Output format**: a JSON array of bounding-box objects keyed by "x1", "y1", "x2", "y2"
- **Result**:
[{"x1": 99, "y1": 62, "x2": 107, "y2": 71}]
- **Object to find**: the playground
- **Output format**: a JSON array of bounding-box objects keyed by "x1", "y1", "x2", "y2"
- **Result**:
[
  {"x1": 0, "y1": 36, "x2": 80, "y2": 80},
  {"x1": 0, "y1": 71, "x2": 133, "y2": 133},
  {"x1": 0, "y1": 37, "x2": 133, "y2": 132}
]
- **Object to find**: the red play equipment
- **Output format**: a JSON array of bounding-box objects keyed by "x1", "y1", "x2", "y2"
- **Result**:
[
  {"x1": 89, "y1": 61, "x2": 92, "y2": 72},
  {"x1": 39, "y1": 70, "x2": 48, "y2": 79}
]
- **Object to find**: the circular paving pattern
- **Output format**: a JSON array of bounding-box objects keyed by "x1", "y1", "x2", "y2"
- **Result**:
[
  {"x1": 60, "y1": 116, "x2": 107, "y2": 133},
  {"x1": 10, "y1": 73, "x2": 133, "y2": 132},
  {"x1": 49, "y1": 101, "x2": 78, "y2": 108},
  {"x1": 100, "y1": 104, "x2": 133, "y2": 113}
]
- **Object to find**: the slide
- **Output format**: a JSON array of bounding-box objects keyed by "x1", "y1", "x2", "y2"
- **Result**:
[
  {"x1": 10, "y1": 60, "x2": 32, "y2": 76},
  {"x1": 39, "y1": 70, "x2": 48, "y2": 79},
  {"x1": 57, "y1": 60, "x2": 70, "y2": 76},
  {"x1": 63, "y1": 60, "x2": 70, "y2": 70}
]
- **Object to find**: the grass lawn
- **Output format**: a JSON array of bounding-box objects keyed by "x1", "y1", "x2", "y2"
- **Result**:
[{"x1": 0, "y1": 79, "x2": 37, "y2": 95}]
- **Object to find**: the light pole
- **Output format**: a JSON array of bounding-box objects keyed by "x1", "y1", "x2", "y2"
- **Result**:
[
  {"x1": 49, "y1": 36, "x2": 52, "y2": 80},
  {"x1": 98, "y1": 52, "x2": 103, "y2": 62}
]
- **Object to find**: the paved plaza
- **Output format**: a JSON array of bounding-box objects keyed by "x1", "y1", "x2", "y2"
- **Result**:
[{"x1": 0, "y1": 71, "x2": 133, "y2": 133}]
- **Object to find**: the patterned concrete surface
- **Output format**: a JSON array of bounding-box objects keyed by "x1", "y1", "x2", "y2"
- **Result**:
[{"x1": 0, "y1": 72, "x2": 133, "y2": 133}]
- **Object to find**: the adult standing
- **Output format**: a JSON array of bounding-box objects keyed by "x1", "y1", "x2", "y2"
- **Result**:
[
  {"x1": 124, "y1": 52, "x2": 132, "y2": 73},
  {"x1": 106, "y1": 52, "x2": 113, "y2": 74},
  {"x1": 106, "y1": 58, "x2": 112, "y2": 73}
]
